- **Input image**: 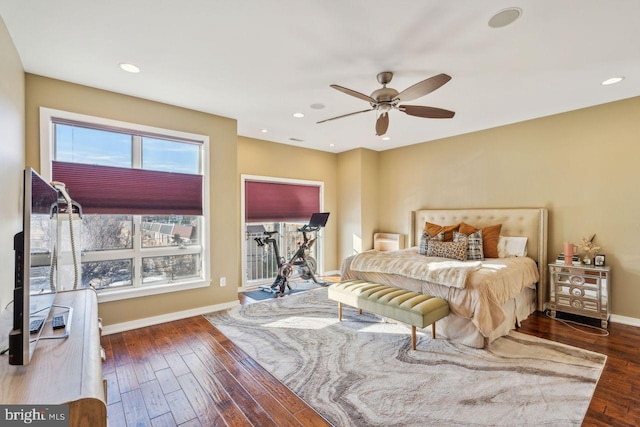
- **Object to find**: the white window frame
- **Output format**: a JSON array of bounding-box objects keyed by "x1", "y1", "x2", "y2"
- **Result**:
[{"x1": 39, "y1": 107, "x2": 211, "y2": 303}]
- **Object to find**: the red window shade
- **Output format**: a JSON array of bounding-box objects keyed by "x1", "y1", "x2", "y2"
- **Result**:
[
  {"x1": 52, "y1": 161, "x2": 203, "y2": 215},
  {"x1": 245, "y1": 181, "x2": 320, "y2": 222}
]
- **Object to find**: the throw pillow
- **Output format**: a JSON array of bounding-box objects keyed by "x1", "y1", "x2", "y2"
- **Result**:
[
  {"x1": 426, "y1": 240, "x2": 468, "y2": 261},
  {"x1": 454, "y1": 230, "x2": 484, "y2": 260},
  {"x1": 459, "y1": 222, "x2": 502, "y2": 258},
  {"x1": 419, "y1": 230, "x2": 445, "y2": 255},
  {"x1": 498, "y1": 235, "x2": 528, "y2": 258},
  {"x1": 424, "y1": 222, "x2": 460, "y2": 242}
]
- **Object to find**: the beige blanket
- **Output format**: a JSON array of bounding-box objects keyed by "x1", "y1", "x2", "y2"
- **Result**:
[{"x1": 349, "y1": 249, "x2": 481, "y2": 288}]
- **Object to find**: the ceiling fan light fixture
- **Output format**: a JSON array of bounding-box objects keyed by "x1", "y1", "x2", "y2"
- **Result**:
[
  {"x1": 381, "y1": 136, "x2": 391, "y2": 141},
  {"x1": 601, "y1": 76, "x2": 624, "y2": 86},
  {"x1": 488, "y1": 7, "x2": 522, "y2": 28}
]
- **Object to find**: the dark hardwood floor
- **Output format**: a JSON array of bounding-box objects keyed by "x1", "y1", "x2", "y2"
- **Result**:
[{"x1": 102, "y1": 292, "x2": 640, "y2": 426}]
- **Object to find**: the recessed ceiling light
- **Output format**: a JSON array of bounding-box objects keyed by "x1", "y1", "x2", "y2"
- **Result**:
[
  {"x1": 260, "y1": 128, "x2": 268, "y2": 133},
  {"x1": 329, "y1": 143, "x2": 335, "y2": 147},
  {"x1": 119, "y1": 63, "x2": 140, "y2": 73},
  {"x1": 293, "y1": 112, "x2": 305, "y2": 118},
  {"x1": 601, "y1": 77, "x2": 624, "y2": 86},
  {"x1": 310, "y1": 103, "x2": 325, "y2": 110},
  {"x1": 488, "y1": 7, "x2": 522, "y2": 28},
  {"x1": 381, "y1": 136, "x2": 391, "y2": 141}
]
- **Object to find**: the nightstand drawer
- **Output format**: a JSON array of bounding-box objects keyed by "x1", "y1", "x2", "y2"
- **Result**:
[
  {"x1": 555, "y1": 293, "x2": 600, "y2": 313},
  {"x1": 553, "y1": 272, "x2": 600, "y2": 287}
]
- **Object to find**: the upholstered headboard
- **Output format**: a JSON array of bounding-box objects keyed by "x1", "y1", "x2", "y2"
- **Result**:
[{"x1": 411, "y1": 208, "x2": 548, "y2": 310}]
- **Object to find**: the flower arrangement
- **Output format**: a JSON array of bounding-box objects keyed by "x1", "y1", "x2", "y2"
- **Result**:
[{"x1": 579, "y1": 234, "x2": 600, "y2": 258}]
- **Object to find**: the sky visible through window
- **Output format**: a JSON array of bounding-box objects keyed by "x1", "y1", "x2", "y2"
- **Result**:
[{"x1": 55, "y1": 124, "x2": 200, "y2": 174}]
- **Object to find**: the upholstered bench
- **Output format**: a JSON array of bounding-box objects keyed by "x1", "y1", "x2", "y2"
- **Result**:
[{"x1": 328, "y1": 280, "x2": 450, "y2": 350}]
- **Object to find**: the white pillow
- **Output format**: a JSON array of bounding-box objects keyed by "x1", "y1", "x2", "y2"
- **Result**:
[{"x1": 498, "y1": 236, "x2": 528, "y2": 258}]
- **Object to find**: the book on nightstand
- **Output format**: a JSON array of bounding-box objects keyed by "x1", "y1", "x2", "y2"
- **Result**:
[{"x1": 555, "y1": 253, "x2": 581, "y2": 265}]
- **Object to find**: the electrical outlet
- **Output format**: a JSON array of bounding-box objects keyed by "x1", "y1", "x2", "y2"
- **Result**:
[{"x1": 219, "y1": 277, "x2": 226, "y2": 287}]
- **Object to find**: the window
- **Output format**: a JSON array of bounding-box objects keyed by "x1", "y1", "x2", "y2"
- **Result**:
[
  {"x1": 40, "y1": 108, "x2": 210, "y2": 302},
  {"x1": 241, "y1": 175, "x2": 325, "y2": 288}
]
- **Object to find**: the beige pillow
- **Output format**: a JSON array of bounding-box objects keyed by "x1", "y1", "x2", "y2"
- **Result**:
[{"x1": 459, "y1": 222, "x2": 502, "y2": 258}]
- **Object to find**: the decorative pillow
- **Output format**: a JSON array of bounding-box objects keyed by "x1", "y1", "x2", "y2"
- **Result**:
[
  {"x1": 425, "y1": 222, "x2": 460, "y2": 242},
  {"x1": 498, "y1": 236, "x2": 528, "y2": 258},
  {"x1": 454, "y1": 230, "x2": 484, "y2": 260},
  {"x1": 419, "y1": 230, "x2": 445, "y2": 255},
  {"x1": 426, "y1": 240, "x2": 468, "y2": 261},
  {"x1": 459, "y1": 222, "x2": 502, "y2": 258}
]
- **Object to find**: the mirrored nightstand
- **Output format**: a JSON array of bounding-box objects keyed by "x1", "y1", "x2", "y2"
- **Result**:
[{"x1": 549, "y1": 263, "x2": 611, "y2": 328}]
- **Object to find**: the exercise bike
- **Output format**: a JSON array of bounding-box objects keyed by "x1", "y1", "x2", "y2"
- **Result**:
[{"x1": 255, "y1": 212, "x2": 330, "y2": 297}]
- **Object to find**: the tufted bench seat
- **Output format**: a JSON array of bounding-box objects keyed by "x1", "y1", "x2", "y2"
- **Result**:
[{"x1": 328, "y1": 280, "x2": 450, "y2": 350}]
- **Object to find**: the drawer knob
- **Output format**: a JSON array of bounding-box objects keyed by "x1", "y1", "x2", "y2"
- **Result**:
[
  {"x1": 570, "y1": 287, "x2": 584, "y2": 297},
  {"x1": 570, "y1": 275, "x2": 585, "y2": 286},
  {"x1": 570, "y1": 299, "x2": 585, "y2": 309}
]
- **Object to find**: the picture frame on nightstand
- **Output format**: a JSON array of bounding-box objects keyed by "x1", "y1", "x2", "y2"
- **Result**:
[{"x1": 594, "y1": 254, "x2": 605, "y2": 267}]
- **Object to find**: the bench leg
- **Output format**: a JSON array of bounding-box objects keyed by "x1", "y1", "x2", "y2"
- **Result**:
[
  {"x1": 411, "y1": 326, "x2": 417, "y2": 350},
  {"x1": 338, "y1": 302, "x2": 342, "y2": 321},
  {"x1": 358, "y1": 308, "x2": 362, "y2": 315},
  {"x1": 432, "y1": 322, "x2": 436, "y2": 339}
]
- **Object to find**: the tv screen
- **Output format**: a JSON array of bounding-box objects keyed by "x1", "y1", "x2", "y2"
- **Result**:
[{"x1": 9, "y1": 168, "x2": 59, "y2": 365}]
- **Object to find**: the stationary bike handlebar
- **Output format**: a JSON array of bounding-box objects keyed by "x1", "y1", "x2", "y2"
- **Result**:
[{"x1": 297, "y1": 224, "x2": 321, "y2": 233}]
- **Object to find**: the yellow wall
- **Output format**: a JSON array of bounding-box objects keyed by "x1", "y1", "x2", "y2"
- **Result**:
[
  {"x1": 24, "y1": 75, "x2": 240, "y2": 326},
  {"x1": 237, "y1": 136, "x2": 339, "y2": 273},
  {"x1": 0, "y1": 17, "x2": 25, "y2": 309},
  {"x1": 377, "y1": 97, "x2": 640, "y2": 318},
  {"x1": 336, "y1": 148, "x2": 379, "y2": 262}
]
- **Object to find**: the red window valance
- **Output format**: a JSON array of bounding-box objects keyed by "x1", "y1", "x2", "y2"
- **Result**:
[
  {"x1": 52, "y1": 161, "x2": 203, "y2": 215},
  {"x1": 245, "y1": 180, "x2": 320, "y2": 222}
]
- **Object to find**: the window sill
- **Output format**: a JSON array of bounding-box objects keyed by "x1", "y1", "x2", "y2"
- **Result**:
[{"x1": 96, "y1": 278, "x2": 211, "y2": 303}]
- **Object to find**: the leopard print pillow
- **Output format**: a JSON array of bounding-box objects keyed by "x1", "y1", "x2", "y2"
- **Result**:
[{"x1": 426, "y1": 240, "x2": 468, "y2": 261}]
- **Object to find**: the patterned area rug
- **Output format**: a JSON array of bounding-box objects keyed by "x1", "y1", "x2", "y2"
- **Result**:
[{"x1": 205, "y1": 288, "x2": 606, "y2": 427}]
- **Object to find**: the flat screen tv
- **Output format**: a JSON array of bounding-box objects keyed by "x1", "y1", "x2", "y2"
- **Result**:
[{"x1": 9, "y1": 168, "x2": 59, "y2": 365}]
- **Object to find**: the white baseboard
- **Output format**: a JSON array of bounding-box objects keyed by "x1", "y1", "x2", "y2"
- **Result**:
[
  {"x1": 101, "y1": 300, "x2": 240, "y2": 335},
  {"x1": 610, "y1": 313, "x2": 640, "y2": 327}
]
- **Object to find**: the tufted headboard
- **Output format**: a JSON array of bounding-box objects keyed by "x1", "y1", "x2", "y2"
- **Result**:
[{"x1": 411, "y1": 208, "x2": 548, "y2": 310}]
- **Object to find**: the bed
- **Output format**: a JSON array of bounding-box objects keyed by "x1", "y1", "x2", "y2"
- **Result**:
[{"x1": 341, "y1": 208, "x2": 548, "y2": 348}]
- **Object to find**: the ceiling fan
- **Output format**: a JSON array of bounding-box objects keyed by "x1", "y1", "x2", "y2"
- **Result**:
[{"x1": 317, "y1": 71, "x2": 455, "y2": 136}]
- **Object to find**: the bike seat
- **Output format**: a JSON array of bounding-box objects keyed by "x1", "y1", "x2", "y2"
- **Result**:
[{"x1": 264, "y1": 231, "x2": 278, "y2": 236}]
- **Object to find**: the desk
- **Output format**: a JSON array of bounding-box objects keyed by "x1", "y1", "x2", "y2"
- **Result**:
[{"x1": 0, "y1": 288, "x2": 106, "y2": 426}]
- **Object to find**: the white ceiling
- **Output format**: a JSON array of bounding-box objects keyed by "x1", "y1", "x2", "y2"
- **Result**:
[{"x1": 1, "y1": 1, "x2": 639, "y2": 153}]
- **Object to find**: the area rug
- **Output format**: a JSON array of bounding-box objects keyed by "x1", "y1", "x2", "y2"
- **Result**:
[{"x1": 205, "y1": 288, "x2": 606, "y2": 427}]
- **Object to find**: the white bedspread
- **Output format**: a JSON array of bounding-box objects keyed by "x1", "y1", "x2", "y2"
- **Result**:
[{"x1": 349, "y1": 248, "x2": 481, "y2": 288}]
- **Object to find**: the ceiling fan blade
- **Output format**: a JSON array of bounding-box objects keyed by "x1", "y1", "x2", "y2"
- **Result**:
[
  {"x1": 395, "y1": 74, "x2": 452, "y2": 103},
  {"x1": 330, "y1": 84, "x2": 376, "y2": 103},
  {"x1": 399, "y1": 105, "x2": 455, "y2": 119},
  {"x1": 316, "y1": 108, "x2": 374, "y2": 124},
  {"x1": 375, "y1": 112, "x2": 389, "y2": 136}
]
